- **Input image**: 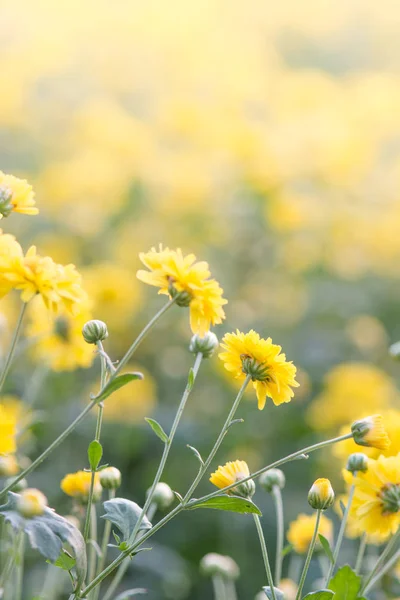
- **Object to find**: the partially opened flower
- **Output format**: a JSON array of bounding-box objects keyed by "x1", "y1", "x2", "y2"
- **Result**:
[
  {"x1": 346, "y1": 453, "x2": 400, "y2": 543},
  {"x1": 219, "y1": 330, "x2": 299, "y2": 409},
  {"x1": 137, "y1": 246, "x2": 227, "y2": 335},
  {"x1": 210, "y1": 459, "x2": 255, "y2": 498},
  {"x1": 0, "y1": 172, "x2": 38, "y2": 219},
  {"x1": 351, "y1": 415, "x2": 390, "y2": 451}
]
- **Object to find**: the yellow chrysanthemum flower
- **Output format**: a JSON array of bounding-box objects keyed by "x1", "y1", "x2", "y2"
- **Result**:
[
  {"x1": 17, "y1": 488, "x2": 47, "y2": 518},
  {"x1": 307, "y1": 362, "x2": 396, "y2": 430},
  {"x1": 346, "y1": 454, "x2": 400, "y2": 543},
  {"x1": 26, "y1": 297, "x2": 94, "y2": 371},
  {"x1": 287, "y1": 513, "x2": 333, "y2": 554},
  {"x1": 137, "y1": 246, "x2": 227, "y2": 336},
  {"x1": 334, "y1": 410, "x2": 400, "y2": 461},
  {"x1": 219, "y1": 330, "x2": 299, "y2": 409},
  {"x1": 0, "y1": 405, "x2": 16, "y2": 455},
  {"x1": 61, "y1": 470, "x2": 102, "y2": 502},
  {"x1": 351, "y1": 415, "x2": 390, "y2": 451},
  {"x1": 0, "y1": 172, "x2": 38, "y2": 219},
  {"x1": 0, "y1": 231, "x2": 86, "y2": 314},
  {"x1": 210, "y1": 459, "x2": 254, "y2": 498}
]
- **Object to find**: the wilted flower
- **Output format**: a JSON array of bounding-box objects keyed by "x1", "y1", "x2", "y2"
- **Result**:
[
  {"x1": 219, "y1": 330, "x2": 299, "y2": 409},
  {"x1": 137, "y1": 246, "x2": 227, "y2": 336}
]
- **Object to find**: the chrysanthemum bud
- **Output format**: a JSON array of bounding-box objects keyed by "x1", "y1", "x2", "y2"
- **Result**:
[
  {"x1": 82, "y1": 320, "x2": 109, "y2": 344},
  {"x1": 308, "y1": 478, "x2": 335, "y2": 510},
  {"x1": 0, "y1": 455, "x2": 19, "y2": 477},
  {"x1": 5, "y1": 476, "x2": 27, "y2": 492},
  {"x1": 167, "y1": 281, "x2": 192, "y2": 307},
  {"x1": 147, "y1": 482, "x2": 174, "y2": 510},
  {"x1": 351, "y1": 415, "x2": 390, "y2": 451},
  {"x1": 17, "y1": 488, "x2": 47, "y2": 518},
  {"x1": 263, "y1": 587, "x2": 285, "y2": 600},
  {"x1": 235, "y1": 477, "x2": 256, "y2": 499},
  {"x1": 346, "y1": 453, "x2": 369, "y2": 474},
  {"x1": 389, "y1": 341, "x2": 400, "y2": 360},
  {"x1": 189, "y1": 332, "x2": 219, "y2": 358},
  {"x1": 99, "y1": 467, "x2": 121, "y2": 490},
  {"x1": 200, "y1": 553, "x2": 240, "y2": 580},
  {"x1": 0, "y1": 186, "x2": 13, "y2": 218},
  {"x1": 259, "y1": 469, "x2": 286, "y2": 493}
]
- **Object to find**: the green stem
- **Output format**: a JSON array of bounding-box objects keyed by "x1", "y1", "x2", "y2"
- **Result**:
[
  {"x1": 296, "y1": 510, "x2": 322, "y2": 600},
  {"x1": 0, "y1": 299, "x2": 174, "y2": 500},
  {"x1": 363, "y1": 544, "x2": 400, "y2": 595},
  {"x1": 225, "y1": 580, "x2": 238, "y2": 600},
  {"x1": 326, "y1": 481, "x2": 356, "y2": 584},
  {"x1": 272, "y1": 486, "x2": 284, "y2": 586},
  {"x1": 0, "y1": 302, "x2": 27, "y2": 394},
  {"x1": 355, "y1": 534, "x2": 367, "y2": 575},
  {"x1": 188, "y1": 433, "x2": 352, "y2": 507},
  {"x1": 79, "y1": 432, "x2": 352, "y2": 597},
  {"x1": 182, "y1": 375, "x2": 251, "y2": 504},
  {"x1": 92, "y1": 489, "x2": 116, "y2": 600},
  {"x1": 360, "y1": 530, "x2": 400, "y2": 594},
  {"x1": 15, "y1": 531, "x2": 25, "y2": 600},
  {"x1": 102, "y1": 355, "x2": 203, "y2": 598},
  {"x1": 212, "y1": 574, "x2": 227, "y2": 600},
  {"x1": 86, "y1": 505, "x2": 98, "y2": 597},
  {"x1": 253, "y1": 514, "x2": 277, "y2": 600}
]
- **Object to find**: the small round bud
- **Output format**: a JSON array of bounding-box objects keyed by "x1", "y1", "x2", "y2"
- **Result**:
[
  {"x1": 308, "y1": 478, "x2": 335, "y2": 510},
  {"x1": 99, "y1": 467, "x2": 121, "y2": 490},
  {"x1": 0, "y1": 455, "x2": 19, "y2": 477},
  {"x1": 259, "y1": 469, "x2": 286, "y2": 493},
  {"x1": 5, "y1": 476, "x2": 27, "y2": 493},
  {"x1": 200, "y1": 553, "x2": 240, "y2": 580},
  {"x1": 17, "y1": 488, "x2": 48, "y2": 518},
  {"x1": 346, "y1": 453, "x2": 369, "y2": 474},
  {"x1": 389, "y1": 341, "x2": 400, "y2": 360},
  {"x1": 351, "y1": 415, "x2": 390, "y2": 451},
  {"x1": 263, "y1": 587, "x2": 285, "y2": 600},
  {"x1": 189, "y1": 332, "x2": 219, "y2": 358},
  {"x1": 148, "y1": 482, "x2": 174, "y2": 510},
  {"x1": 82, "y1": 320, "x2": 109, "y2": 344}
]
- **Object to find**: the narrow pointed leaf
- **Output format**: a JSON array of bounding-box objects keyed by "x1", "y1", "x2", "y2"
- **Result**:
[
  {"x1": 114, "y1": 590, "x2": 147, "y2": 599},
  {"x1": 187, "y1": 495, "x2": 261, "y2": 515},
  {"x1": 88, "y1": 440, "x2": 103, "y2": 470},
  {"x1": 318, "y1": 534, "x2": 334, "y2": 565},
  {"x1": 187, "y1": 368, "x2": 195, "y2": 390},
  {"x1": 144, "y1": 418, "x2": 168, "y2": 443},
  {"x1": 93, "y1": 372, "x2": 143, "y2": 404},
  {"x1": 187, "y1": 445, "x2": 204, "y2": 465},
  {"x1": 281, "y1": 544, "x2": 292, "y2": 558}
]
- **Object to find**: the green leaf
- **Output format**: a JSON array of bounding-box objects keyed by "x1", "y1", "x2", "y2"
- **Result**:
[
  {"x1": 93, "y1": 372, "x2": 143, "y2": 404},
  {"x1": 144, "y1": 418, "x2": 169, "y2": 443},
  {"x1": 187, "y1": 495, "x2": 262, "y2": 515},
  {"x1": 302, "y1": 591, "x2": 334, "y2": 600},
  {"x1": 318, "y1": 534, "x2": 335, "y2": 565},
  {"x1": 88, "y1": 440, "x2": 103, "y2": 470},
  {"x1": 329, "y1": 565, "x2": 362, "y2": 600},
  {"x1": 101, "y1": 498, "x2": 152, "y2": 542},
  {"x1": 187, "y1": 445, "x2": 204, "y2": 465},
  {"x1": 187, "y1": 368, "x2": 195, "y2": 390},
  {"x1": 0, "y1": 492, "x2": 86, "y2": 587},
  {"x1": 48, "y1": 549, "x2": 76, "y2": 571},
  {"x1": 281, "y1": 544, "x2": 292, "y2": 558}
]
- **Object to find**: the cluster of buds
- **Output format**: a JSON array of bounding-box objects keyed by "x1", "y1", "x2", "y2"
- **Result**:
[{"x1": 308, "y1": 478, "x2": 335, "y2": 511}]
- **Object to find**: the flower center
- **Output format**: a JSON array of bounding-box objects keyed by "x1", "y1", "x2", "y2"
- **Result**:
[
  {"x1": 240, "y1": 354, "x2": 274, "y2": 382},
  {"x1": 379, "y1": 483, "x2": 400, "y2": 514}
]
